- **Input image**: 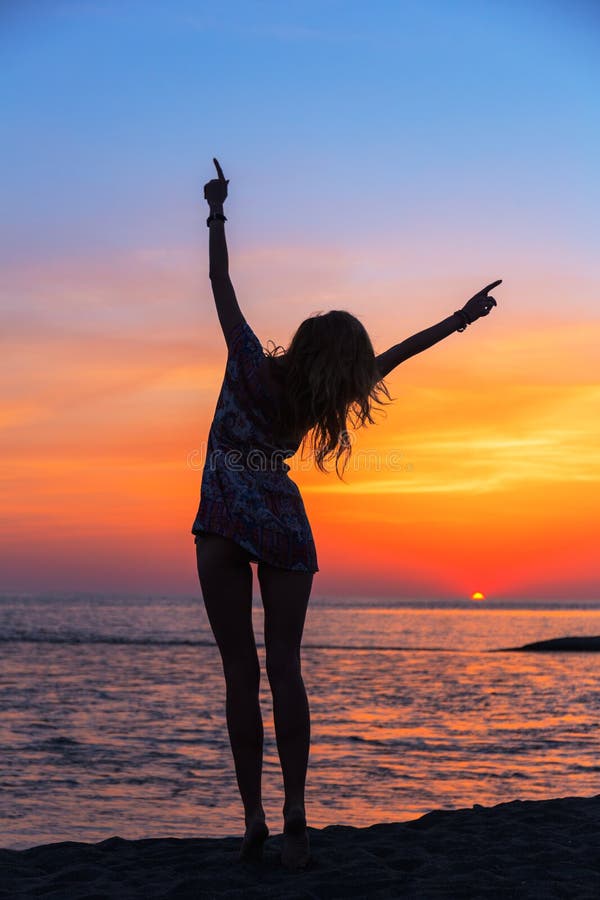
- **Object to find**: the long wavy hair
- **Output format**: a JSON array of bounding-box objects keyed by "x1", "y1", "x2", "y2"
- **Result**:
[{"x1": 264, "y1": 310, "x2": 394, "y2": 479}]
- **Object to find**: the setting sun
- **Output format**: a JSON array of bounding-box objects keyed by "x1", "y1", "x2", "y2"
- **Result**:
[{"x1": 471, "y1": 592, "x2": 486, "y2": 601}]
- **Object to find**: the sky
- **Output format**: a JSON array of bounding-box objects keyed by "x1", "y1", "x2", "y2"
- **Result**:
[{"x1": 1, "y1": 0, "x2": 599, "y2": 600}]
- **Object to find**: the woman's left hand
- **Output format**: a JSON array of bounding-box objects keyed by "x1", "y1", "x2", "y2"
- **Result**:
[{"x1": 204, "y1": 157, "x2": 229, "y2": 206}]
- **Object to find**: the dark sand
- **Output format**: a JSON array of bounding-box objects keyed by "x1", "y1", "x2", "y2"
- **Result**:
[{"x1": 2, "y1": 794, "x2": 599, "y2": 898}]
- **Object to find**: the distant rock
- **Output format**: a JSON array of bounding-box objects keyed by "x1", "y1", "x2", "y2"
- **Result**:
[{"x1": 494, "y1": 636, "x2": 600, "y2": 652}]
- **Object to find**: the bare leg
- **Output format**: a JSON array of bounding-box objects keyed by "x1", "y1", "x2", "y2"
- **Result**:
[
  {"x1": 258, "y1": 560, "x2": 313, "y2": 868},
  {"x1": 195, "y1": 533, "x2": 268, "y2": 860}
]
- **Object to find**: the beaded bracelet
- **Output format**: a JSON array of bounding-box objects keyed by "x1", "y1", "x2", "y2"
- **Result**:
[
  {"x1": 206, "y1": 212, "x2": 228, "y2": 227},
  {"x1": 454, "y1": 309, "x2": 470, "y2": 332}
]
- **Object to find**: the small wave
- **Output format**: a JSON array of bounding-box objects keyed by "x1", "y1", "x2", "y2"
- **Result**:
[
  {"x1": 0, "y1": 634, "x2": 212, "y2": 647},
  {"x1": 10, "y1": 631, "x2": 597, "y2": 653},
  {"x1": 0, "y1": 634, "x2": 470, "y2": 651}
]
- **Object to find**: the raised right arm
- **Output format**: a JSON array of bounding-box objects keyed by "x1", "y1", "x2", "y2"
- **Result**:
[
  {"x1": 375, "y1": 313, "x2": 464, "y2": 379},
  {"x1": 375, "y1": 280, "x2": 501, "y2": 380}
]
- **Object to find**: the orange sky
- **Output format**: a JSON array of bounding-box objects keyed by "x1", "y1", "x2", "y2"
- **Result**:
[{"x1": 2, "y1": 244, "x2": 599, "y2": 599}]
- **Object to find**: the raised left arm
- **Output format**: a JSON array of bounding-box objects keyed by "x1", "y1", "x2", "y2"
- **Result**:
[
  {"x1": 205, "y1": 158, "x2": 245, "y2": 346},
  {"x1": 208, "y1": 216, "x2": 244, "y2": 344}
]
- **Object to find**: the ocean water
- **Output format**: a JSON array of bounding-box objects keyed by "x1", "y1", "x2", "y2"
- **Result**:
[{"x1": 1, "y1": 593, "x2": 600, "y2": 850}]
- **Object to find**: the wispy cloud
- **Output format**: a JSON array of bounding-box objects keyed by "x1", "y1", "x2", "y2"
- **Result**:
[{"x1": 303, "y1": 386, "x2": 600, "y2": 494}]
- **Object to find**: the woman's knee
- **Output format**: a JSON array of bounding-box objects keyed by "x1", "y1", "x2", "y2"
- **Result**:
[
  {"x1": 265, "y1": 644, "x2": 301, "y2": 687},
  {"x1": 223, "y1": 654, "x2": 261, "y2": 693}
]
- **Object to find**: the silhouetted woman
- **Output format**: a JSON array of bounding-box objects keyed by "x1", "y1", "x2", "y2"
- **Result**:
[{"x1": 191, "y1": 158, "x2": 501, "y2": 869}]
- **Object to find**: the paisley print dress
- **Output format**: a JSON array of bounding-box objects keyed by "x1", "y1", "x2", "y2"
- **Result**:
[{"x1": 191, "y1": 318, "x2": 319, "y2": 573}]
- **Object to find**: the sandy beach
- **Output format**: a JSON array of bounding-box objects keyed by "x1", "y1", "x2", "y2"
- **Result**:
[{"x1": 2, "y1": 793, "x2": 599, "y2": 899}]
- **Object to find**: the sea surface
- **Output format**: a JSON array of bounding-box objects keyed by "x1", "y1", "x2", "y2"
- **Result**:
[{"x1": 1, "y1": 592, "x2": 600, "y2": 850}]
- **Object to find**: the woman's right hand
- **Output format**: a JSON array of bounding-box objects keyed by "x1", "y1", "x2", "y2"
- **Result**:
[
  {"x1": 204, "y1": 157, "x2": 229, "y2": 207},
  {"x1": 462, "y1": 280, "x2": 502, "y2": 323}
]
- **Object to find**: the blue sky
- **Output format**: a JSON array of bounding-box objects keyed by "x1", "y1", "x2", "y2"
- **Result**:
[{"x1": 3, "y1": 0, "x2": 599, "y2": 290}]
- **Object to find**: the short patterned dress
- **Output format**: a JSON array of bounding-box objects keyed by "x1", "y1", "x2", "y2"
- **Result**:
[{"x1": 191, "y1": 318, "x2": 319, "y2": 573}]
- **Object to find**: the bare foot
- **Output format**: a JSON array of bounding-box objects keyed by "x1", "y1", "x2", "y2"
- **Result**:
[
  {"x1": 282, "y1": 807, "x2": 310, "y2": 870},
  {"x1": 239, "y1": 816, "x2": 269, "y2": 862}
]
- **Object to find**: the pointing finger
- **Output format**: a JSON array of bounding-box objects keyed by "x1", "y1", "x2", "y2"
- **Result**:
[
  {"x1": 213, "y1": 157, "x2": 226, "y2": 181},
  {"x1": 480, "y1": 279, "x2": 502, "y2": 294}
]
